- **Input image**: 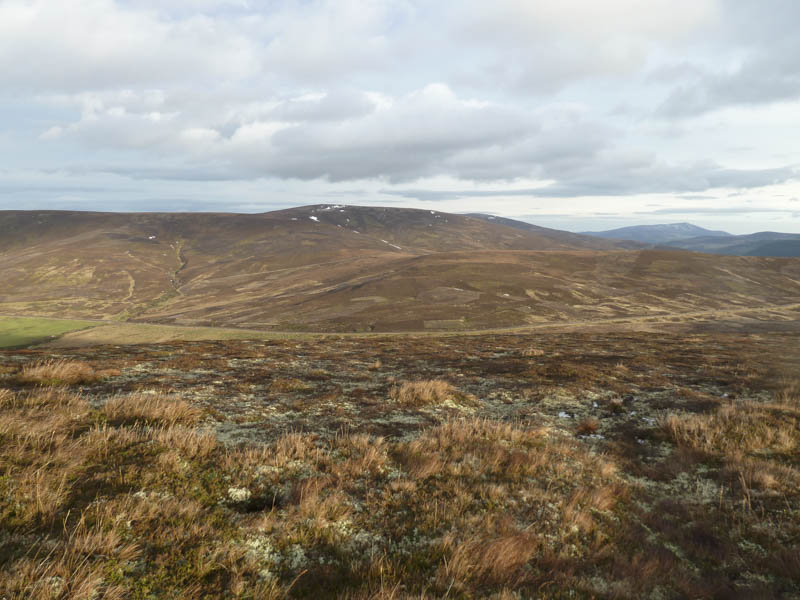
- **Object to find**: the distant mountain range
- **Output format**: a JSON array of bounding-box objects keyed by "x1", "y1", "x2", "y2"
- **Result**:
[{"x1": 582, "y1": 222, "x2": 800, "y2": 257}]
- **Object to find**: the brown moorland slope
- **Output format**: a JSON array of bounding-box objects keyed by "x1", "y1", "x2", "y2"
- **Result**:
[{"x1": 2, "y1": 205, "x2": 800, "y2": 332}]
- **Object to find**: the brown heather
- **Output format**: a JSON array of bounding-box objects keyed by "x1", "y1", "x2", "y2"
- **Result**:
[{"x1": 1, "y1": 332, "x2": 799, "y2": 597}]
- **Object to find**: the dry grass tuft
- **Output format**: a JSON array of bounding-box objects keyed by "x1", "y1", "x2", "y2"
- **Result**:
[
  {"x1": 101, "y1": 392, "x2": 203, "y2": 427},
  {"x1": 523, "y1": 347, "x2": 544, "y2": 357},
  {"x1": 155, "y1": 426, "x2": 218, "y2": 459},
  {"x1": 776, "y1": 377, "x2": 800, "y2": 405},
  {"x1": 662, "y1": 400, "x2": 799, "y2": 455},
  {"x1": 438, "y1": 532, "x2": 539, "y2": 587},
  {"x1": 389, "y1": 379, "x2": 477, "y2": 407},
  {"x1": 270, "y1": 377, "x2": 312, "y2": 393},
  {"x1": 15, "y1": 359, "x2": 119, "y2": 386},
  {"x1": 575, "y1": 417, "x2": 600, "y2": 436},
  {"x1": 0, "y1": 387, "x2": 13, "y2": 406}
]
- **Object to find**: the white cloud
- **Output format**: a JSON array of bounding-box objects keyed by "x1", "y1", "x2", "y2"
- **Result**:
[
  {"x1": 450, "y1": 0, "x2": 720, "y2": 91},
  {"x1": 0, "y1": 0, "x2": 258, "y2": 92}
]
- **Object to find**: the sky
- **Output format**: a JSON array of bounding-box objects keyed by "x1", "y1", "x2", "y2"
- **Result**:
[{"x1": 1, "y1": 0, "x2": 799, "y2": 234}]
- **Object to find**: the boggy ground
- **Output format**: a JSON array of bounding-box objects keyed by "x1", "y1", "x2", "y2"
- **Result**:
[{"x1": 0, "y1": 331, "x2": 799, "y2": 598}]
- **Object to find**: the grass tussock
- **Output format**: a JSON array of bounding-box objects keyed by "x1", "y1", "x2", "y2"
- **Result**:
[
  {"x1": 14, "y1": 359, "x2": 119, "y2": 386},
  {"x1": 389, "y1": 379, "x2": 477, "y2": 407},
  {"x1": 663, "y1": 399, "x2": 798, "y2": 456},
  {"x1": 575, "y1": 417, "x2": 600, "y2": 436},
  {"x1": 101, "y1": 392, "x2": 203, "y2": 427}
]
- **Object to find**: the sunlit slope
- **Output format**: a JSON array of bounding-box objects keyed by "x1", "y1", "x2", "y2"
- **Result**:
[{"x1": 2, "y1": 207, "x2": 799, "y2": 331}]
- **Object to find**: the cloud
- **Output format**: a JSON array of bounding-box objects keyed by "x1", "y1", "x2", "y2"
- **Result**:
[
  {"x1": 382, "y1": 162, "x2": 798, "y2": 199},
  {"x1": 658, "y1": 51, "x2": 800, "y2": 116},
  {"x1": 40, "y1": 81, "x2": 799, "y2": 197},
  {"x1": 0, "y1": 0, "x2": 259, "y2": 92},
  {"x1": 447, "y1": 0, "x2": 719, "y2": 92},
  {"x1": 530, "y1": 161, "x2": 798, "y2": 197},
  {"x1": 656, "y1": 0, "x2": 800, "y2": 116},
  {"x1": 639, "y1": 206, "x2": 798, "y2": 215},
  {"x1": 48, "y1": 84, "x2": 539, "y2": 182}
]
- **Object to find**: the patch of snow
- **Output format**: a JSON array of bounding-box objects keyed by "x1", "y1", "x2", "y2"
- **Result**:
[
  {"x1": 309, "y1": 216, "x2": 319, "y2": 222},
  {"x1": 290, "y1": 217, "x2": 298, "y2": 221},
  {"x1": 558, "y1": 411, "x2": 571, "y2": 419},
  {"x1": 381, "y1": 239, "x2": 403, "y2": 250},
  {"x1": 148, "y1": 235, "x2": 156, "y2": 240}
]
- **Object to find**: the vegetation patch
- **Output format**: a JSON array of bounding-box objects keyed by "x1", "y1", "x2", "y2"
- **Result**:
[
  {"x1": 389, "y1": 379, "x2": 478, "y2": 407},
  {"x1": 0, "y1": 331, "x2": 798, "y2": 597},
  {"x1": 0, "y1": 316, "x2": 97, "y2": 348},
  {"x1": 13, "y1": 359, "x2": 120, "y2": 386}
]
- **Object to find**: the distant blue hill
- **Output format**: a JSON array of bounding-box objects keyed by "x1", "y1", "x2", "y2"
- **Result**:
[
  {"x1": 581, "y1": 222, "x2": 731, "y2": 244},
  {"x1": 582, "y1": 223, "x2": 800, "y2": 257},
  {"x1": 663, "y1": 232, "x2": 800, "y2": 257}
]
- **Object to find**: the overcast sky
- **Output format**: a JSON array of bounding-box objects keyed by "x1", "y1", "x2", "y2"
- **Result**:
[{"x1": 1, "y1": 0, "x2": 799, "y2": 233}]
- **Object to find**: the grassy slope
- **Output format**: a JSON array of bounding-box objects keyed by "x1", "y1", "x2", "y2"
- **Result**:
[{"x1": 0, "y1": 316, "x2": 98, "y2": 348}]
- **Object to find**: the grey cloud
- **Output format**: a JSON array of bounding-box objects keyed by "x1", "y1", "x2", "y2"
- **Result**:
[
  {"x1": 0, "y1": 1, "x2": 260, "y2": 93},
  {"x1": 267, "y1": 90, "x2": 374, "y2": 122},
  {"x1": 659, "y1": 53, "x2": 800, "y2": 116},
  {"x1": 657, "y1": 1, "x2": 800, "y2": 116},
  {"x1": 533, "y1": 163, "x2": 798, "y2": 197},
  {"x1": 380, "y1": 188, "x2": 542, "y2": 201},
  {"x1": 638, "y1": 206, "x2": 797, "y2": 215},
  {"x1": 382, "y1": 163, "x2": 798, "y2": 201}
]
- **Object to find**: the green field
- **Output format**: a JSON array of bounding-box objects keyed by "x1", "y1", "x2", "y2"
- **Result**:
[{"x1": 0, "y1": 316, "x2": 99, "y2": 348}]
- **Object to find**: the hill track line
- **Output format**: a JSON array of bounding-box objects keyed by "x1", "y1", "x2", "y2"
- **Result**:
[
  {"x1": 122, "y1": 270, "x2": 135, "y2": 301},
  {"x1": 3, "y1": 302, "x2": 799, "y2": 342}
]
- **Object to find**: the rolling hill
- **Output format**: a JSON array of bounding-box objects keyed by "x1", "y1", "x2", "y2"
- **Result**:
[
  {"x1": 582, "y1": 222, "x2": 731, "y2": 244},
  {"x1": 663, "y1": 231, "x2": 800, "y2": 257},
  {"x1": 2, "y1": 205, "x2": 800, "y2": 332},
  {"x1": 581, "y1": 222, "x2": 800, "y2": 257}
]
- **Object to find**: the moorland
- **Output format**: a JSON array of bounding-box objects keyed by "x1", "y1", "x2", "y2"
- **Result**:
[
  {"x1": 1, "y1": 206, "x2": 799, "y2": 598},
  {"x1": 3, "y1": 206, "x2": 800, "y2": 333},
  {"x1": 1, "y1": 330, "x2": 799, "y2": 598}
]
